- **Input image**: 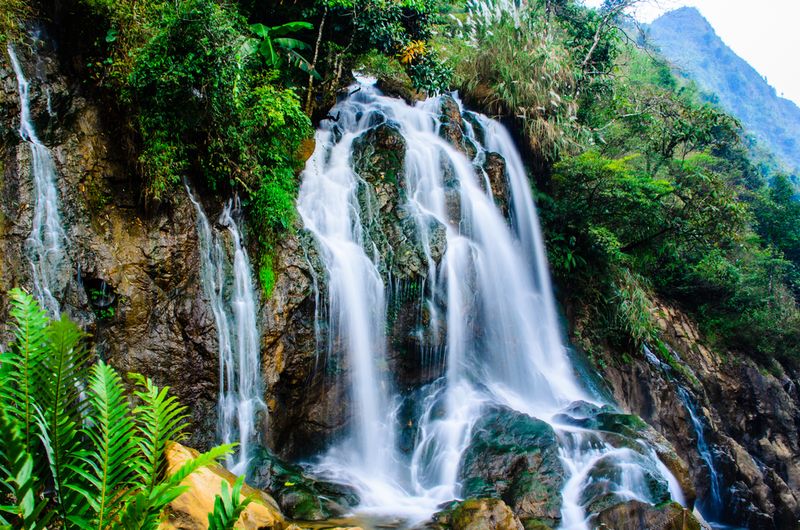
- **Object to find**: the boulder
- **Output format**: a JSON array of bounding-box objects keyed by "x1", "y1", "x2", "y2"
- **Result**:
[
  {"x1": 482, "y1": 151, "x2": 509, "y2": 218},
  {"x1": 555, "y1": 401, "x2": 695, "y2": 508},
  {"x1": 426, "y1": 499, "x2": 524, "y2": 530},
  {"x1": 160, "y1": 442, "x2": 284, "y2": 530},
  {"x1": 593, "y1": 500, "x2": 701, "y2": 530},
  {"x1": 458, "y1": 406, "x2": 564, "y2": 527},
  {"x1": 248, "y1": 446, "x2": 359, "y2": 521}
]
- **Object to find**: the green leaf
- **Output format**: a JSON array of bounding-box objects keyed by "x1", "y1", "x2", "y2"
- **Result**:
[
  {"x1": 69, "y1": 362, "x2": 142, "y2": 529},
  {"x1": 267, "y1": 21, "x2": 313, "y2": 37},
  {"x1": 272, "y1": 37, "x2": 310, "y2": 51},
  {"x1": 35, "y1": 315, "x2": 90, "y2": 528},
  {"x1": 207, "y1": 475, "x2": 252, "y2": 530}
]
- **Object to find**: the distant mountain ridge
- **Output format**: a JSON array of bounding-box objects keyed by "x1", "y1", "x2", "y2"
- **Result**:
[{"x1": 648, "y1": 7, "x2": 800, "y2": 174}]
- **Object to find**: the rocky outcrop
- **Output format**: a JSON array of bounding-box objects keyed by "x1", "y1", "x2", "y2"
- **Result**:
[
  {"x1": 161, "y1": 442, "x2": 284, "y2": 530},
  {"x1": 248, "y1": 447, "x2": 359, "y2": 521},
  {"x1": 424, "y1": 499, "x2": 524, "y2": 530},
  {"x1": 593, "y1": 500, "x2": 701, "y2": 530},
  {"x1": 0, "y1": 37, "x2": 322, "y2": 456},
  {"x1": 597, "y1": 299, "x2": 800, "y2": 528},
  {"x1": 458, "y1": 406, "x2": 564, "y2": 528}
]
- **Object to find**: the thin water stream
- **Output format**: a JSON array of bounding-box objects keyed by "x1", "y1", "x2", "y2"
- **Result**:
[{"x1": 8, "y1": 44, "x2": 68, "y2": 317}]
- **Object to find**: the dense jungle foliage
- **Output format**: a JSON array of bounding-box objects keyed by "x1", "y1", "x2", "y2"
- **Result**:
[{"x1": 2, "y1": 0, "x2": 798, "y2": 368}]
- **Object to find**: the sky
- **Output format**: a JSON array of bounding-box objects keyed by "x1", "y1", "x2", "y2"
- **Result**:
[{"x1": 582, "y1": 0, "x2": 800, "y2": 106}]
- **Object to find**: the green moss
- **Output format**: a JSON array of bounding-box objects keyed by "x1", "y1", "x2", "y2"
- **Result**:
[{"x1": 258, "y1": 258, "x2": 276, "y2": 299}]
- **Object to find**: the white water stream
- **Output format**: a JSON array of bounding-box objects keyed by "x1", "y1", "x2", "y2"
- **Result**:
[
  {"x1": 187, "y1": 185, "x2": 263, "y2": 475},
  {"x1": 8, "y1": 44, "x2": 68, "y2": 317}
]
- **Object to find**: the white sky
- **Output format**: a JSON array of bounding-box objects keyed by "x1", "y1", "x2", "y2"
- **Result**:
[{"x1": 582, "y1": 0, "x2": 800, "y2": 106}]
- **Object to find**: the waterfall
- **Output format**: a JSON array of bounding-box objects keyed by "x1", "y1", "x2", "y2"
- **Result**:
[
  {"x1": 677, "y1": 386, "x2": 724, "y2": 519},
  {"x1": 186, "y1": 184, "x2": 263, "y2": 475},
  {"x1": 8, "y1": 45, "x2": 68, "y2": 317},
  {"x1": 298, "y1": 79, "x2": 685, "y2": 526}
]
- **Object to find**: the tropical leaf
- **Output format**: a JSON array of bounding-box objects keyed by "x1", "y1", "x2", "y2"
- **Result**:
[
  {"x1": 267, "y1": 21, "x2": 313, "y2": 37},
  {"x1": 207, "y1": 475, "x2": 252, "y2": 530},
  {"x1": 68, "y1": 362, "x2": 141, "y2": 529},
  {"x1": 130, "y1": 373, "x2": 189, "y2": 494},
  {"x1": 1, "y1": 289, "x2": 49, "y2": 455},
  {"x1": 272, "y1": 37, "x2": 310, "y2": 51},
  {"x1": 258, "y1": 39, "x2": 278, "y2": 66},
  {"x1": 249, "y1": 23, "x2": 270, "y2": 39},
  {"x1": 0, "y1": 407, "x2": 51, "y2": 529},
  {"x1": 118, "y1": 444, "x2": 234, "y2": 530},
  {"x1": 287, "y1": 50, "x2": 321, "y2": 80},
  {"x1": 35, "y1": 315, "x2": 90, "y2": 527}
]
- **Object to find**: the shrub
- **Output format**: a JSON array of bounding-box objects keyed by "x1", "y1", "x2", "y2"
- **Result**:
[{"x1": 0, "y1": 288, "x2": 247, "y2": 528}]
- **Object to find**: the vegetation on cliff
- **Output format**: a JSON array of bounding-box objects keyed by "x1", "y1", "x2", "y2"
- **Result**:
[{"x1": 2, "y1": 0, "x2": 798, "y2": 418}]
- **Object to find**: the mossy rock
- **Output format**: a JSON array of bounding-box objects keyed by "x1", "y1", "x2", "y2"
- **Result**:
[
  {"x1": 248, "y1": 447, "x2": 359, "y2": 521},
  {"x1": 554, "y1": 401, "x2": 695, "y2": 507},
  {"x1": 578, "y1": 450, "x2": 671, "y2": 515},
  {"x1": 458, "y1": 406, "x2": 564, "y2": 527},
  {"x1": 352, "y1": 121, "x2": 406, "y2": 188},
  {"x1": 426, "y1": 498, "x2": 524, "y2": 530}
]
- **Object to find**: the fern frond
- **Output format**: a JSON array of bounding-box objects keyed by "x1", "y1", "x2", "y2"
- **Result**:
[
  {"x1": 0, "y1": 407, "x2": 51, "y2": 529},
  {"x1": 35, "y1": 315, "x2": 90, "y2": 528},
  {"x1": 130, "y1": 373, "x2": 189, "y2": 495},
  {"x1": 69, "y1": 362, "x2": 141, "y2": 529},
  {"x1": 1, "y1": 288, "x2": 49, "y2": 454},
  {"x1": 207, "y1": 475, "x2": 252, "y2": 530},
  {"x1": 119, "y1": 444, "x2": 234, "y2": 530}
]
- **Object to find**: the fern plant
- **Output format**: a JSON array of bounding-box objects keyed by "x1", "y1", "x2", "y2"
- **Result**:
[
  {"x1": 208, "y1": 475, "x2": 252, "y2": 530},
  {"x1": 0, "y1": 289, "x2": 244, "y2": 529}
]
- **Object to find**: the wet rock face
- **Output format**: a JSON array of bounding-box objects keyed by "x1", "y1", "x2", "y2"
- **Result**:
[
  {"x1": 599, "y1": 300, "x2": 800, "y2": 529},
  {"x1": 482, "y1": 151, "x2": 509, "y2": 218},
  {"x1": 248, "y1": 447, "x2": 359, "y2": 521},
  {"x1": 458, "y1": 406, "x2": 564, "y2": 528},
  {"x1": 0, "y1": 42, "x2": 221, "y2": 449}
]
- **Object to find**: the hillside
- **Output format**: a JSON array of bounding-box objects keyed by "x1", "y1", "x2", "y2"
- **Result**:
[{"x1": 649, "y1": 6, "x2": 800, "y2": 174}]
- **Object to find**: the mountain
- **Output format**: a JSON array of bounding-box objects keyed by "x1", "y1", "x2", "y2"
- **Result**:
[{"x1": 649, "y1": 7, "x2": 800, "y2": 174}]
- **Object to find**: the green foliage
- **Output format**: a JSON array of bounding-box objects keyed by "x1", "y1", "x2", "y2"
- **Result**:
[
  {"x1": 207, "y1": 476, "x2": 252, "y2": 530},
  {"x1": 0, "y1": 0, "x2": 30, "y2": 44},
  {"x1": 0, "y1": 289, "x2": 239, "y2": 529},
  {"x1": 0, "y1": 407, "x2": 51, "y2": 529},
  {"x1": 258, "y1": 260, "x2": 276, "y2": 299},
  {"x1": 249, "y1": 21, "x2": 320, "y2": 79},
  {"x1": 406, "y1": 49, "x2": 452, "y2": 94},
  {"x1": 445, "y1": 0, "x2": 584, "y2": 161}
]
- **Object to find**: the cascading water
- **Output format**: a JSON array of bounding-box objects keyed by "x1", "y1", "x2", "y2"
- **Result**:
[
  {"x1": 299, "y1": 79, "x2": 686, "y2": 527},
  {"x1": 8, "y1": 44, "x2": 68, "y2": 317},
  {"x1": 186, "y1": 185, "x2": 263, "y2": 475},
  {"x1": 677, "y1": 386, "x2": 724, "y2": 519}
]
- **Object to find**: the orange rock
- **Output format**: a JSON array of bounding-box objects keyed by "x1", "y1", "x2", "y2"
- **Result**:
[{"x1": 159, "y1": 442, "x2": 285, "y2": 530}]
